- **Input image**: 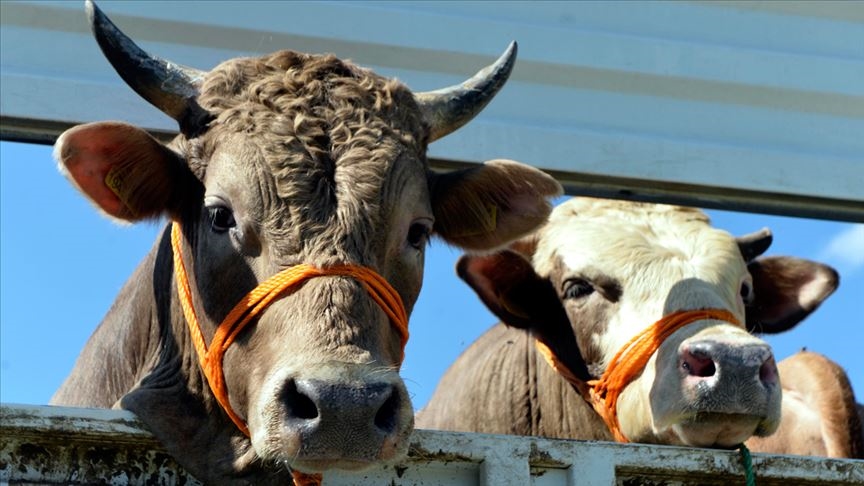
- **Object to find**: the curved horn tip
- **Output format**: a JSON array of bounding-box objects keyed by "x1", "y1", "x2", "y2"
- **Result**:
[
  {"x1": 418, "y1": 41, "x2": 520, "y2": 143},
  {"x1": 481, "y1": 40, "x2": 518, "y2": 87},
  {"x1": 83, "y1": 0, "x2": 207, "y2": 131},
  {"x1": 737, "y1": 227, "x2": 774, "y2": 262},
  {"x1": 477, "y1": 41, "x2": 518, "y2": 81},
  {"x1": 500, "y1": 40, "x2": 518, "y2": 72},
  {"x1": 85, "y1": 0, "x2": 103, "y2": 28},
  {"x1": 467, "y1": 40, "x2": 518, "y2": 92}
]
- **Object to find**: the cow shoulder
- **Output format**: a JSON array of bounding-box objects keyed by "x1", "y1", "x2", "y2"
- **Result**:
[
  {"x1": 51, "y1": 241, "x2": 163, "y2": 407},
  {"x1": 416, "y1": 323, "x2": 537, "y2": 436},
  {"x1": 747, "y1": 351, "x2": 862, "y2": 458}
]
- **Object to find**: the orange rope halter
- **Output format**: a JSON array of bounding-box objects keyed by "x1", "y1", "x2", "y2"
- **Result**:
[
  {"x1": 171, "y1": 222, "x2": 409, "y2": 485},
  {"x1": 536, "y1": 308, "x2": 740, "y2": 442}
]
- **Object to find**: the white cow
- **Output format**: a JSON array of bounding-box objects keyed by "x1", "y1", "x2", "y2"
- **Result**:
[{"x1": 419, "y1": 198, "x2": 844, "y2": 451}]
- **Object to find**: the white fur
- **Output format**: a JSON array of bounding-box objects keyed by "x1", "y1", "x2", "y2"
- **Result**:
[{"x1": 533, "y1": 198, "x2": 777, "y2": 446}]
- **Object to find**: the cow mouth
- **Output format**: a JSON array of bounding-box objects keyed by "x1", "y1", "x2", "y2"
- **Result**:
[
  {"x1": 250, "y1": 362, "x2": 414, "y2": 473},
  {"x1": 253, "y1": 415, "x2": 412, "y2": 474},
  {"x1": 672, "y1": 412, "x2": 766, "y2": 448},
  {"x1": 283, "y1": 428, "x2": 409, "y2": 472}
]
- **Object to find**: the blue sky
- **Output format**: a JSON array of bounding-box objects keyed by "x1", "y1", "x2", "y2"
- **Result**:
[{"x1": 1, "y1": 140, "x2": 862, "y2": 413}]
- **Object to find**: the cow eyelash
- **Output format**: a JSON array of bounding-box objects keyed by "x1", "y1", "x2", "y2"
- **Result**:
[
  {"x1": 208, "y1": 206, "x2": 236, "y2": 233},
  {"x1": 407, "y1": 222, "x2": 432, "y2": 250},
  {"x1": 563, "y1": 278, "x2": 594, "y2": 300},
  {"x1": 740, "y1": 281, "x2": 754, "y2": 305}
]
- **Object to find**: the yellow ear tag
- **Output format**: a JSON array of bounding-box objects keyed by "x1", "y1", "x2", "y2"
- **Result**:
[
  {"x1": 449, "y1": 203, "x2": 499, "y2": 238},
  {"x1": 105, "y1": 165, "x2": 138, "y2": 218},
  {"x1": 442, "y1": 202, "x2": 500, "y2": 238},
  {"x1": 482, "y1": 203, "x2": 499, "y2": 233}
]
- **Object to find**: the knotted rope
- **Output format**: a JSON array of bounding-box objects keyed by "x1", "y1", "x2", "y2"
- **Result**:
[
  {"x1": 171, "y1": 222, "x2": 409, "y2": 486},
  {"x1": 535, "y1": 308, "x2": 741, "y2": 441},
  {"x1": 536, "y1": 308, "x2": 758, "y2": 482}
]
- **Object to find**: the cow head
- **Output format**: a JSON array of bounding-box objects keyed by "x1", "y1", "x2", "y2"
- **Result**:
[
  {"x1": 458, "y1": 198, "x2": 838, "y2": 448},
  {"x1": 52, "y1": 1, "x2": 561, "y2": 480}
]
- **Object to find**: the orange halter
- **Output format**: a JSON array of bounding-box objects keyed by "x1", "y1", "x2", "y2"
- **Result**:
[
  {"x1": 536, "y1": 308, "x2": 741, "y2": 442},
  {"x1": 171, "y1": 222, "x2": 409, "y2": 485}
]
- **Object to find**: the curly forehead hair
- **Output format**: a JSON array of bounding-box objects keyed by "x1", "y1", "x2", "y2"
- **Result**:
[
  {"x1": 190, "y1": 50, "x2": 428, "y2": 196},
  {"x1": 179, "y1": 50, "x2": 430, "y2": 260}
]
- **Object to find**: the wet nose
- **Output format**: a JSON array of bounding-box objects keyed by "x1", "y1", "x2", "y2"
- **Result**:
[
  {"x1": 680, "y1": 340, "x2": 778, "y2": 387},
  {"x1": 281, "y1": 378, "x2": 404, "y2": 458}
]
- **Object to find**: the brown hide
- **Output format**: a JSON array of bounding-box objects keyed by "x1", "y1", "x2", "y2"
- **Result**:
[
  {"x1": 416, "y1": 323, "x2": 611, "y2": 441},
  {"x1": 50, "y1": 2, "x2": 562, "y2": 483},
  {"x1": 420, "y1": 198, "x2": 852, "y2": 457},
  {"x1": 747, "y1": 351, "x2": 863, "y2": 458}
]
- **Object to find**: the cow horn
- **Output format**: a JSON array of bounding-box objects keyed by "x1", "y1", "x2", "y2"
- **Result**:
[
  {"x1": 415, "y1": 41, "x2": 517, "y2": 142},
  {"x1": 737, "y1": 227, "x2": 773, "y2": 262},
  {"x1": 86, "y1": 0, "x2": 209, "y2": 133}
]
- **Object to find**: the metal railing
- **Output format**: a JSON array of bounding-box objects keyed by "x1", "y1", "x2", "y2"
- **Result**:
[{"x1": 2, "y1": 404, "x2": 862, "y2": 485}]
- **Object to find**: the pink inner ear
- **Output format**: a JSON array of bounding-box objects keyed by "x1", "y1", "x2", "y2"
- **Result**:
[
  {"x1": 64, "y1": 148, "x2": 130, "y2": 218},
  {"x1": 465, "y1": 254, "x2": 502, "y2": 281},
  {"x1": 55, "y1": 123, "x2": 142, "y2": 220}
]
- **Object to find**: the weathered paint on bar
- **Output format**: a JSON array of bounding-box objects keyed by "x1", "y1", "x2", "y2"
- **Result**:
[{"x1": 2, "y1": 404, "x2": 862, "y2": 485}]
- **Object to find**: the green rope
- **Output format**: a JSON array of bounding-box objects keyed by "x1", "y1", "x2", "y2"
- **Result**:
[{"x1": 738, "y1": 443, "x2": 756, "y2": 486}]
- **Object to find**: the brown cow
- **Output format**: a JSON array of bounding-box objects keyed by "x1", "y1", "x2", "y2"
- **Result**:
[
  {"x1": 50, "y1": 2, "x2": 561, "y2": 483},
  {"x1": 746, "y1": 351, "x2": 862, "y2": 458},
  {"x1": 417, "y1": 198, "x2": 850, "y2": 454}
]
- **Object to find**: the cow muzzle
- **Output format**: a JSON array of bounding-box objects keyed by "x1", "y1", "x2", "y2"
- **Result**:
[
  {"x1": 171, "y1": 222, "x2": 413, "y2": 475},
  {"x1": 663, "y1": 335, "x2": 781, "y2": 447},
  {"x1": 540, "y1": 308, "x2": 782, "y2": 446},
  {"x1": 252, "y1": 363, "x2": 413, "y2": 472},
  {"x1": 680, "y1": 339, "x2": 779, "y2": 394}
]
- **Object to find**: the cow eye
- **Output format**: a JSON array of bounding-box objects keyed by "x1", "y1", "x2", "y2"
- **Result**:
[
  {"x1": 740, "y1": 281, "x2": 754, "y2": 305},
  {"x1": 563, "y1": 278, "x2": 594, "y2": 300},
  {"x1": 407, "y1": 221, "x2": 432, "y2": 250},
  {"x1": 208, "y1": 206, "x2": 236, "y2": 233}
]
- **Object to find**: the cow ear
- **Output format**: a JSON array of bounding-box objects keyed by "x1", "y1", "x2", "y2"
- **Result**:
[
  {"x1": 54, "y1": 121, "x2": 189, "y2": 222},
  {"x1": 745, "y1": 256, "x2": 839, "y2": 334},
  {"x1": 457, "y1": 250, "x2": 555, "y2": 329},
  {"x1": 457, "y1": 250, "x2": 592, "y2": 384},
  {"x1": 430, "y1": 159, "x2": 562, "y2": 251},
  {"x1": 737, "y1": 228, "x2": 773, "y2": 262}
]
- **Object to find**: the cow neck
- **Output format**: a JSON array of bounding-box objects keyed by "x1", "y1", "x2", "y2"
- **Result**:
[
  {"x1": 169, "y1": 220, "x2": 409, "y2": 432},
  {"x1": 535, "y1": 308, "x2": 741, "y2": 442}
]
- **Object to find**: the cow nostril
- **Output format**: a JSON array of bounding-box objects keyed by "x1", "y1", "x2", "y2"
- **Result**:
[
  {"x1": 759, "y1": 356, "x2": 779, "y2": 386},
  {"x1": 373, "y1": 387, "x2": 401, "y2": 434},
  {"x1": 283, "y1": 379, "x2": 318, "y2": 420},
  {"x1": 681, "y1": 348, "x2": 716, "y2": 378}
]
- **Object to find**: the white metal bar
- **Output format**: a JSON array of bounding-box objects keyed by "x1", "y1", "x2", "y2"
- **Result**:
[
  {"x1": 1, "y1": 1, "x2": 862, "y2": 221},
  {"x1": 2, "y1": 404, "x2": 862, "y2": 485}
]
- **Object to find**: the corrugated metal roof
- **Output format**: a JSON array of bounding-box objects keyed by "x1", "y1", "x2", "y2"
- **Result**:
[{"x1": 1, "y1": 0, "x2": 862, "y2": 219}]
